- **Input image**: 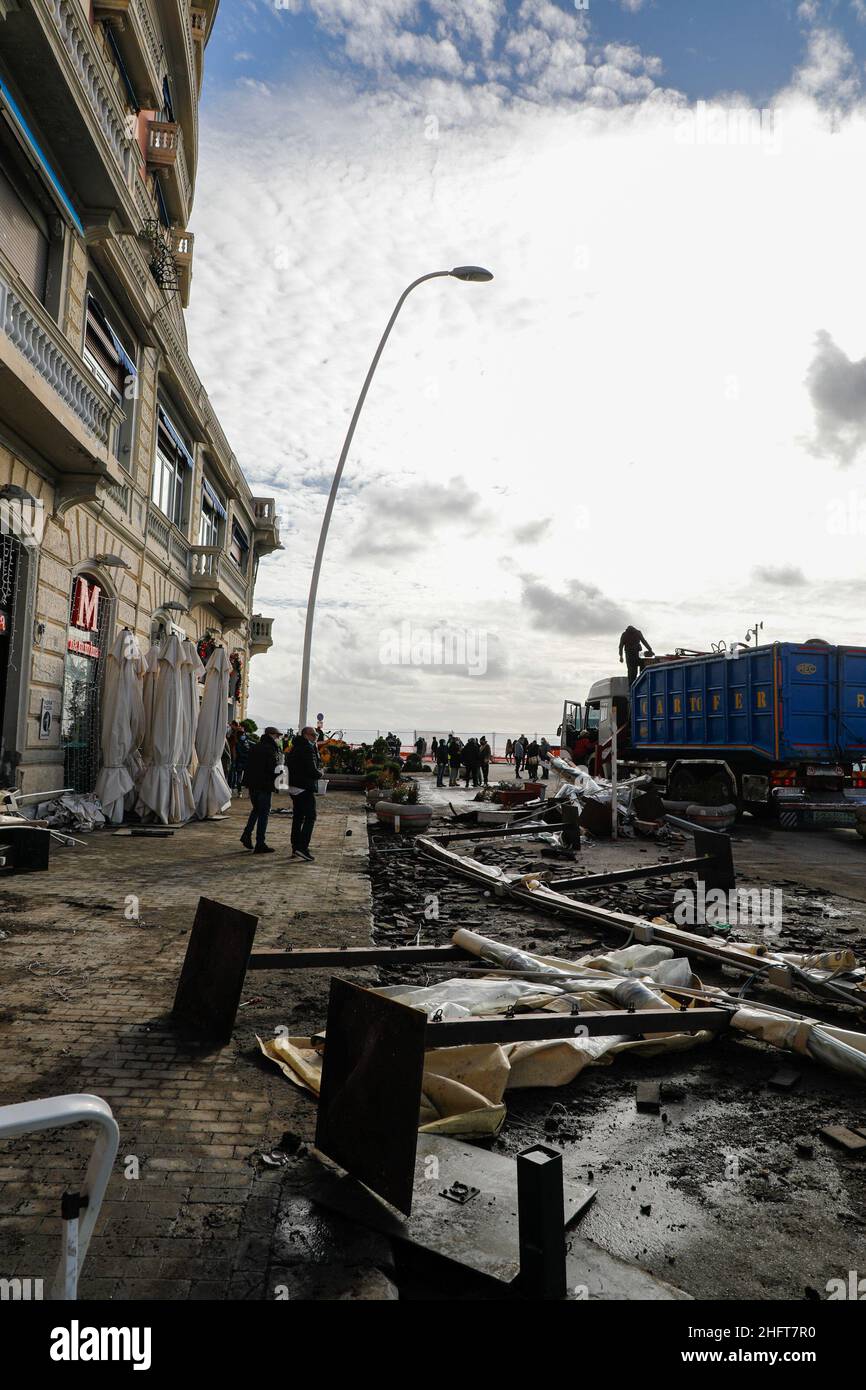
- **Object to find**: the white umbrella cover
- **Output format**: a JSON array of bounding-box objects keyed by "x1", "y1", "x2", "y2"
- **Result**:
[
  {"x1": 137, "y1": 633, "x2": 192, "y2": 825},
  {"x1": 176, "y1": 637, "x2": 204, "y2": 819},
  {"x1": 193, "y1": 645, "x2": 232, "y2": 819},
  {"x1": 94, "y1": 628, "x2": 146, "y2": 824}
]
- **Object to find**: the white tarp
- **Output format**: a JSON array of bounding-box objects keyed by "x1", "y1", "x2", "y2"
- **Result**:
[
  {"x1": 93, "y1": 629, "x2": 145, "y2": 824},
  {"x1": 136, "y1": 633, "x2": 193, "y2": 825},
  {"x1": 178, "y1": 638, "x2": 204, "y2": 818},
  {"x1": 192, "y1": 645, "x2": 232, "y2": 819}
]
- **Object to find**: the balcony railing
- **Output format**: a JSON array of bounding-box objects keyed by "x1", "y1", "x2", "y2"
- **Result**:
[
  {"x1": 191, "y1": 8, "x2": 208, "y2": 43},
  {"x1": 169, "y1": 228, "x2": 194, "y2": 306},
  {"x1": 145, "y1": 119, "x2": 191, "y2": 224},
  {"x1": 252, "y1": 497, "x2": 281, "y2": 555},
  {"x1": 0, "y1": 266, "x2": 119, "y2": 455},
  {"x1": 45, "y1": 0, "x2": 134, "y2": 198},
  {"x1": 94, "y1": 0, "x2": 162, "y2": 108},
  {"x1": 189, "y1": 546, "x2": 249, "y2": 620},
  {"x1": 249, "y1": 615, "x2": 274, "y2": 657}
]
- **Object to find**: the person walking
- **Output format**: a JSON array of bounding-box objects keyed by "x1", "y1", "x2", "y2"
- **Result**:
[
  {"x1": 539, "y1": 736, "x2": 551, "y2": 780},
  {"x1": 513, "y1": 735, "x2": 525, "y2": 778},
  {"x1": 448, "y1": 734, "x2": 462, "y2": 788},
  {"x1": 435, "y1": 737, "x2": 449, "y2": 787},
  {"x1": 431, "y1": 736, "x2": 438, "y2": 762},
  {"x1": 525, "y1": 738, "x2": 539, "y2": 781},
  {"x1": 505, "y1": 738, "x2": 513, "y2": 765},
  {"x1": 619, "y1": 625, "x2": 654, "y2": 685},
  {"x1": 234, "y1": 726, "x2": 250, "y2": 795},
  {"x1": 479, "y1": 736, "x2": 491, "y2": 785},
  {"x1": 240, "y1": 726, "x2": 282, "y2": 854},
  {"x1": 287, "y1": 725, "x2": 321, "y2": 861}
]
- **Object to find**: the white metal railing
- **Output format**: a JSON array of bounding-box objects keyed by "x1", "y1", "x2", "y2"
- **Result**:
[{"x1": 0, "y1": 1094, "x2": 119, "y2": 1300}]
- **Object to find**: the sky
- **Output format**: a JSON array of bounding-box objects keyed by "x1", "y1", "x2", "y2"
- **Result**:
[{"x1": 184, "y1": 0, "x2": 866, "y2": 738}]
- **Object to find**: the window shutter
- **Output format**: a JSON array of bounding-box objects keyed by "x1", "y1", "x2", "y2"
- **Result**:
[{"x1": 0, "y1": 162, "x2": 48, "y2": 300}]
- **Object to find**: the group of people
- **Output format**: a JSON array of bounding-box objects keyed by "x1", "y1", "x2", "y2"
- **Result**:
[
  {"x1": 230, "y1": 724, "x2": 321, "y2": 860},
  {"x1": 432, "y1": 734, "x2": 492, "y2": 788},
  {"x1": 504, "y1": 735, "x2": 552, "y2": 780}
]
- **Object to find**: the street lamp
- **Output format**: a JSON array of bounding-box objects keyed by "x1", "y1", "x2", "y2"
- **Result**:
[{"x1": 297, "y1": 266, "x2": 494, "y2": 729}]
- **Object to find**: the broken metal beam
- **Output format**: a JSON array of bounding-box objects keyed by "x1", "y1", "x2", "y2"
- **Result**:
[
  {"x1": 439, "y1": 821, "x2": 554, "y2": 844},
  {"x1": 548, "y1": 854, "x2": 710, "y2": 890},
  {"x1": 424, "y1": 1006, "x2": 731, "y2": 1047},
  {"x1": 249, "y1": 944, "x2": 471, "y2": 970}
]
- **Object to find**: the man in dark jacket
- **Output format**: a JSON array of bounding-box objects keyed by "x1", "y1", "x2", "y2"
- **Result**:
[
  {"x1": 241, "y1": 727, "x2": 282, "y2": 853},
  {"x1": 287, "y1": 725, "x2": 321, "y2": 861},
  {"x1": 435, "y1": 737, "x2": 449, "y2": 787},
  {"x1": 619, "y1": 625, "x2": 654, "y2": 685}
]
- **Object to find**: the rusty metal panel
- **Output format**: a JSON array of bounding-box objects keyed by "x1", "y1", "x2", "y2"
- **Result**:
[{"x1": 315, "y1": 978, "x2": 427, "y2": 1215}]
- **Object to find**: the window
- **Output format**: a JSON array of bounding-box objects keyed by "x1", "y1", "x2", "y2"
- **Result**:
[
  {"x1": 230, "y1": 521, "x2": 249, "y2": 574},
  {"x1": 0, "y1": 156, "x2": 49, "y2": 301},
  {"x1": 199, "y1": 476, "x2": 226, "y2": 548},
  {"x1": 0, "y1": 78, "x2": 80, "y2": 317},
  {"x1": 84, "y1": 289, "x2": 138, "y2": 468},
  {"x1": 151, "y1": 403, "x2": 193, "y2": 529}
]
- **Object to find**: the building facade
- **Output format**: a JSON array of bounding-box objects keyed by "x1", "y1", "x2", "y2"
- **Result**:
[{"x1": 0, "y1": 0, "x2": 278, "y2": 795}]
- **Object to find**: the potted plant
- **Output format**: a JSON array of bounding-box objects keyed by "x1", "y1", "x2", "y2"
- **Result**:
[
  {"x1": 375, "y1": 780, "x2": 432, "y2": 832},
  {"x1": 321, "y1": 741, "x2": 371, "y2": 789}
]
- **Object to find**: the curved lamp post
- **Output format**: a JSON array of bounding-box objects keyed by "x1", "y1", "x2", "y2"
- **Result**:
[{"x1": 297, "y1": 265, "x2": 494, "y2": 730}]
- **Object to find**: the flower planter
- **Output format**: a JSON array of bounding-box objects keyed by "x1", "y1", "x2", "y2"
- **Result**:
[
  {"x1": 492, "y1": 788, "x2": 540, "y2": 808},
  {"x1": 366, "y1": 787, "x2": 388, "y2": 808},
  {"x1": 375, "y1": 801, "x2": 433, "y2": 833},
  {"x1": 324, "y1": 773, "x2": 368, "y2": 790}
]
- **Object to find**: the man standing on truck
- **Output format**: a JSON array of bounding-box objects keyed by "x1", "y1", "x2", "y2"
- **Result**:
[{"x1": 619, "y1": 625, "x2": 654, "y2": 685}]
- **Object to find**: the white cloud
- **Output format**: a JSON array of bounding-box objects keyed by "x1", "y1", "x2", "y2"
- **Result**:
[
  {"x1": 805, "y1": 330, "x2": 866, "y2": 466},
  {"x1": 790, "y1": 27, "x2": 861, "y2": 108},
  {"x1": 187, "y1": 24, "x2": 866, "y2": 733}
]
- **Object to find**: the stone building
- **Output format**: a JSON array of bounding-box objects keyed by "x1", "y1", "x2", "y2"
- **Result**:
[{"x1": 0, "y1": 0, "x2": 278, "y2": 795}]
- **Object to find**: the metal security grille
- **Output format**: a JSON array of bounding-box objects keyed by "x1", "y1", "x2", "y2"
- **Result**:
[{"x1": 62, "y1": 577, "x2": 112, "y2": 794}]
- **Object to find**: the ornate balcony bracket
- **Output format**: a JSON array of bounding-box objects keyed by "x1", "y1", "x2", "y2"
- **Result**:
[{"x1": 54, "y1": 474, "x2": 112, "y2": 517}]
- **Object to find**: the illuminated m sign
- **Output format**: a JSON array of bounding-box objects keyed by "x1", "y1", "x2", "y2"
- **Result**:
[{"x1": 72, "y1": 576, "x2": 101, "y2": 632}]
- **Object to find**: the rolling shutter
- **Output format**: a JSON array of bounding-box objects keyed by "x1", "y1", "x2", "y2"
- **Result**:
[{"x1": 0, "y1": 160, "x2": 48, "y2": 300}]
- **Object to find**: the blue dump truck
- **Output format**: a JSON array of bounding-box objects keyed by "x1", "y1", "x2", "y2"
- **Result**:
[{"x1": 569, "y1": 642, "x2": 866, "y2": 828}]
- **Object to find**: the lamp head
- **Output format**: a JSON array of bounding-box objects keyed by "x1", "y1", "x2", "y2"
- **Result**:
[{"x1": 450, "y1": 265, "x2": 494, "y2": 282}]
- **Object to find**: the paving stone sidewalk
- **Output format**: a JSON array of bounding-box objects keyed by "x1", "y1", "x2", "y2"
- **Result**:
[{"x1": 0, "y1": 791, "x2": 388, "y2": 1300}]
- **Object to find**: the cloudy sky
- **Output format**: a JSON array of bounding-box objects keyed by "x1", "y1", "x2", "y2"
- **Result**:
[{"x1": 186, "y1": 0, "x2": 866, "y2": 739}]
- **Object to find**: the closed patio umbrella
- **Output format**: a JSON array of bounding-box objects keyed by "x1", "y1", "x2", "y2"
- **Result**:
[
  {"x1": 193, "y1": 645, "x2": 232, "y2": 819},
  {"x1": 94, "y1": 628, "x2": 145, "y2": 824},
  {"x1": 176, "y1": 637, "x2": 203, "y2": 821},
  {"x1": 137, "y1": 633, "x2": 191, "y2": 825}
]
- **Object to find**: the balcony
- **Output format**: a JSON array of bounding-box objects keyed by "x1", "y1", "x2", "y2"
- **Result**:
[
  {"x1": 0, "y1": 257, "x2": 125, "y2": 486},
  {"x1": 189, "y1": 546, "x2": 249, "y2": 621},
  {"x1": 249, "y1": 615, "x2": 274, "y2": 658},
  {"x1": 170, "y1": 228, "x2": 194, "y2": 307},
  {"x1": 93, "y1": 0, "x2": 162, "y2": 109},
  {"x1": 252, "y1": 497, "x2": 282, "y2": 556},
  {"x1": 3, "y1": 0, "x2": 137, "y2": 229},
  {"x1": 145, "y1": 119, "x2": 191, "y2": 225}
]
